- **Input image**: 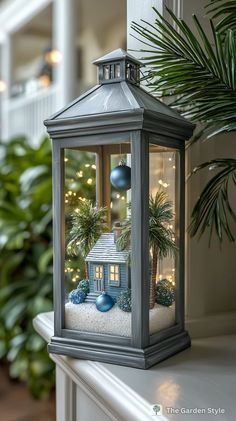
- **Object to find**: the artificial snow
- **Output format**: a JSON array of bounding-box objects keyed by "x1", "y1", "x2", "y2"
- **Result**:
[{"x1": 65, "y1": 302, "x2": 175, "y2": 336}]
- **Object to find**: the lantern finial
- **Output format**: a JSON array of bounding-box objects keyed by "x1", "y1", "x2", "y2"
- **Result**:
[{"x1": 93, "y1": 48, "x2": 141, "y2": 85}]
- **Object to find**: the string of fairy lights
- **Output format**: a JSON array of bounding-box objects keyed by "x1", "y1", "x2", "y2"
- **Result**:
[
  {"x1": 64, "y1": 158, "x2": 96, "y2": 284},
  {"x1": 64, "y1": 152, "x2": 176, "y2": 287}
]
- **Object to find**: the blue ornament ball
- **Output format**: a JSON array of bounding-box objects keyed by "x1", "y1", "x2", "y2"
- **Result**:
[
  {"x1": 96, "y1": 292, "x2": 114, "y2": 312},
  {"x1": 69, "y1": 288, "x2": 86, "y2": 304},
  {"x1": 110, "y1": 161, "x2": 131, "y2": 191}
]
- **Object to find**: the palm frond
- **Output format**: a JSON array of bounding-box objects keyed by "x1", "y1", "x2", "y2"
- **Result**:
[
  {"x1": 131, "y1": 7, "x2": 236, "y2": 143},
  {"x1": 188, "y1": 159, "x2": 236, "y2": 243},
  {"x1": 149, "y1": 192, "x2": 177, "y2": 257},
  {"x1": 116, "y1": 191, "x2": 177, "y2": 257},
  {"x1": 206, "y1": 0, "x2": 236, "y2": 33},
  {"x1": 67, "y1": 199, "x2": 107, "y2": 257}
]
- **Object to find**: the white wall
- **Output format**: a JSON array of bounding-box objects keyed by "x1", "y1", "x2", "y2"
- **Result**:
[{"x1": 127, "y1": 0, "x2": 236, "y2": 337}]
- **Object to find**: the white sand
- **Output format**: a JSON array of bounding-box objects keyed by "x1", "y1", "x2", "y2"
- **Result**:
[{"x1": 65, "y1": 302, "x2": 175, "y2": 337}]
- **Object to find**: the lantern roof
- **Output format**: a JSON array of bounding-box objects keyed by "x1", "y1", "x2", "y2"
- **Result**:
[
  {"x1": 45, "y1": 49, "x2": 194, "y2": 139},
  {"x1": 47, "y1": 82, "x2": 190, "y2": 125}
]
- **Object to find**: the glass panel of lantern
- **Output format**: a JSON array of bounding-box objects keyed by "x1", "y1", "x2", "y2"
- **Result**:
[
  {"x1": 64, "y1": 139, "x2": 132, "y2": 338},
  {"x1": 148, "y1": 142, "x2": 179, "y2": 338}
]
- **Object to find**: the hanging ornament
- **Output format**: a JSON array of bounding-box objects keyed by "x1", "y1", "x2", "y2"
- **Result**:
[
  {"x1": 110, "y1": 159, "x2": 131, "y2": 191},
  {"x1": 96, "y1": 292, "x2": 114, "y2": 312}
]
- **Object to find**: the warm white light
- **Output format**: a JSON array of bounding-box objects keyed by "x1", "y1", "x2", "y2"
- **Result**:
[
  {"x1": 159, "y1": 179, "x2": 169, "y2": 188},
  {"x1": 87, "y1": 178, "x2": 93, "y2": 185},
  {"x1": 168, "y1": 157, "x2": 172, "y2": 162},
  {"x1": 116, "y1": 193, "x2": 120, "y2": 199},
  {"x1": 110, "y1": 202, "x2": 113, "y2": 209},
  {"x1": 159, "y1": 274, "x2": 163, "y2": 280},
  {"x1": 46, "y1": 49, "x2": 62, "y2": 65},
  {"x1": 64, "y1": 157, "x2": 69, "y2": 162},
  {"x1": 121, "y1": 196, "x2": 125, "y2": 200},
  {"x1": 76, "y1": 171, "x2": 83, "y2": 178},
  {"x1": 173, "y1": 165, "x2": 176, "y2": 169},
  {"x1": 85, "y1": 164, "x2": 90, "y2": 168},
  {"x1": 0, "y1": 80, "x2": 6, "y2": 93},
  {"x1": 39, "y1": 75, "x2": 51, "y2": 88},
  {"x1": 91, "y1": 164, "x2": 96, "y2": 170}
]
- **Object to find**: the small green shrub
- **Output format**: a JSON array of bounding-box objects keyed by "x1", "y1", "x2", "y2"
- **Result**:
[
  {"x1": 117, "y1": 288, "x2": 131, "y2": 312},
  {"x1": 77, "y1": 279, "x2": 90, "y2": 294},
  {"x1": 156, "y1": 279, "x2": 175, "y2": 307}
]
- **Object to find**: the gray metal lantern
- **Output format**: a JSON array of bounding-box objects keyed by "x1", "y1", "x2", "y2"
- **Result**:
[{"x1": 45, "y1": 49, "x2": 194, "y2": 369}]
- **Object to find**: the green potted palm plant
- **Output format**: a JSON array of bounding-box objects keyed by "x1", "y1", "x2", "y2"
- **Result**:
[
  {"x1": 117, "y1": 191, "x2": 176, "y2": 308},
  {"x1": 131, "y1": 0, "x2": 236, "y2": 243}
]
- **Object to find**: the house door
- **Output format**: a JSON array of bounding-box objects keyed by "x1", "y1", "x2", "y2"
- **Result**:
[
  {"x1": 94, "y1": 279, "x2": 103, "y2": 293},
  {"x1": 94, "y1": 265, "x2": 104, "y2": 292}
]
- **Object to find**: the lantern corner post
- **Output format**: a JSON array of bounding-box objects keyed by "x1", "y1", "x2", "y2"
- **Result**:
[
  {"x1": 131, "y1": 130, "x2": 150, "y2": 350},
  {"x1": 52, "y1": 139, "x2": 65, "y2": 337}
]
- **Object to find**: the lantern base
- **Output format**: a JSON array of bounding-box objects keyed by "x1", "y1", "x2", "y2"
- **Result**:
[{"x1": 48, "y1": 330, "x2": 191, "y2": 369}]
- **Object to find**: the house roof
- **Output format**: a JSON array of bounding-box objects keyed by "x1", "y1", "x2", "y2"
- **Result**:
[{"x1": 85, "y1": 233, "x2": 129, "y2": 264}]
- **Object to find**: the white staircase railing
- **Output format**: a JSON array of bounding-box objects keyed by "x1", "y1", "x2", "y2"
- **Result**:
[{"x1": 2, "y1": 84, "x2": 59, "y2": 144}]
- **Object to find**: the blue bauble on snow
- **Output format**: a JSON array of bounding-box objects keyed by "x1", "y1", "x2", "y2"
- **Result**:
[
  {"x1": 110, "y1": 160, "x2": 131, "y2": 191},
  {"x1": 96, "y1": 292, "x2": 114, "y2": 312},
  {"x1": 69, "y1": 288, "x2": 86, "y2": 304}
]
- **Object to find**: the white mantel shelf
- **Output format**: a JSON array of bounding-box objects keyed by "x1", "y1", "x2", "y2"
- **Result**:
[{"x1": 33, "y1": 312, "x2": 236, "y2": 421}]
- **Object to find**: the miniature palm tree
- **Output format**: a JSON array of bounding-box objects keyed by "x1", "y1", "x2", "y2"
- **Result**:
[
  {"x1": 67, "y1": 199, "x2": 107, "y2": 278},
  {"x1": 117, "y1": 191, "x2": 177, "y2": 309}
]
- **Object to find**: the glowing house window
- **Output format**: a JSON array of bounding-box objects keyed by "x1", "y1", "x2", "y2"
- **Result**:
[
  {"x1": 94, "y1": 265, "x2": 103, "y2": 280},
  {"x1": 109, "y1": 265, "x2": 120, "y2": 286}
]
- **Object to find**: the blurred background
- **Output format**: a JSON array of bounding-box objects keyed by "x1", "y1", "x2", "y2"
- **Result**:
[
  {"x1": 1, "y1": 0, "x2": 236, "y2": 420},
  {"x1": 0, "y1": 0, "x2": 126, "y2": 419}
]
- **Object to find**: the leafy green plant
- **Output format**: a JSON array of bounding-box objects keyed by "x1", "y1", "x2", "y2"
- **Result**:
[
  {"x1": 0, "y1": 137, "x2": 54, "y2": 398},
  {"x1": 117, "y1": 192, "x2": 176, "y2": 308},
  {"x1": 131, "y1": 1, "x2": 236, "y2": 242}
]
